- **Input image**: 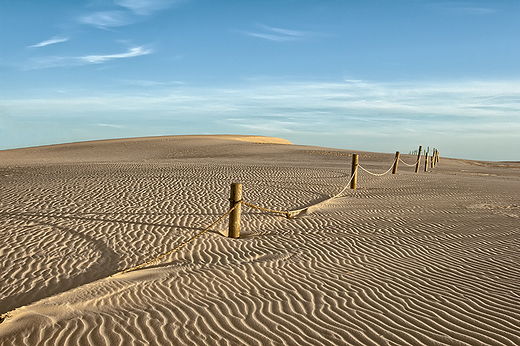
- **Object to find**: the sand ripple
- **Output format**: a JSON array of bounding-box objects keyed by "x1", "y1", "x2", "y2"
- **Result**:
[{"x1": 1, "y1": 137, "x2": 519, "y2": 345}]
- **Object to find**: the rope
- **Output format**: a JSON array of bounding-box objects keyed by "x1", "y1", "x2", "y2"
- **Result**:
[
  {"x1": 399, "y1": 157, "x2": 420, "y2": 167},
  {"x1": 357, "y1": 157, "x2": 397, "y2": 177},
  {"x1": 329, "y1": 166, "x2": 358, "y2": 199},
  {"x1": 242, "y1": 166, "x2": 359, "y2": 218},
  {"x1": 113, "y1": 203, "x2": 241, "y2": 276},
  {"x1": 241, "y1": 201, "x2": 292, "y2": 219}
]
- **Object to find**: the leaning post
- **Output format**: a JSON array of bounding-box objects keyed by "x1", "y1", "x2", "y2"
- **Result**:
[
  {"x1": 350, "y1": 154, "x2": 358, "y2": 189},
  {"x1": 415, "y1": 146, "x2": 422, "y2": 173},
  {"x1": 392, "y1": 151, "x2": 400, "y2": 174},
  {"x1": 424, "y1": 148, "x2": 429, "y2": 172},
  {"x1": 228, "y1": 183, "x2": 242, "y2": 238}
]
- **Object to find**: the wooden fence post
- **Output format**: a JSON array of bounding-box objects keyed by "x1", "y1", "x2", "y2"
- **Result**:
[
  {"x1": 424, "y1": 148, "x2": 429, "y2": 172},
  {"x1": 415, "y1": 146, "x2": 422, "y2": 173},
  {"x1": 431, "y1": 149, "x2": 436, "y2": 168},
  {"x1": 392, "y1": 151, "x2": 400, "y2": 174},
  {"x1": 351, "y1": 154, "x2": 358, "y2": 189},
  {"x1": 228, "y1": 183, "x2": 242, "y2": 238}
]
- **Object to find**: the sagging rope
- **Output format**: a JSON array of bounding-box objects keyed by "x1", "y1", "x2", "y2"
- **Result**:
[
  {"x1": 113, "y1": 203, "x2": 241, "y2": 276},
  {"x1": 243, "y1": 165, "x2": 359, "y2": 219},
  {"x1": 241, "y1": 201, "x2": 293, "y2": 219},
  {"x1": 357, "y1": 157, "x2": 397, "y2": 177},
  {"x1": 399, "y1": 157, "x2": 420, "y2": 167},
  {"x1": 328, "y1": 166, "x2": 359, "y2": 199}
]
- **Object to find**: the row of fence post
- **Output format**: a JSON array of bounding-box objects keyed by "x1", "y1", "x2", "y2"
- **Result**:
[
  {"x1": 228, "y1": 146, "x2": 439, "y2": 238},
  {"x1": 413, "y1": 145, "x2": 439, "y2": 172}
]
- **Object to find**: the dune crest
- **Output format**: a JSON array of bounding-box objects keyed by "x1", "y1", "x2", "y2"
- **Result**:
[{"x1": 215, "y1": 135, "x2": 293, "y2": 145}]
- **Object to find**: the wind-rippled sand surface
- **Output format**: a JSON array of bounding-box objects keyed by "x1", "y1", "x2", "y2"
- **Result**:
[{"x1": 1, "y1": 135, "x2": 519, "y2": 345}]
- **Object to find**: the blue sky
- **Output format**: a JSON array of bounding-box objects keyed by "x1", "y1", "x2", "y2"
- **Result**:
[{"x1": 1, "y1": 0, "x2": 519, "y2": 160}]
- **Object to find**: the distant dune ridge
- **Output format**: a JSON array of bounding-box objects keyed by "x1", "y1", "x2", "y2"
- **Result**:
[{"x1": 1, "y1": 135, "x2": 519, "y2": 345}]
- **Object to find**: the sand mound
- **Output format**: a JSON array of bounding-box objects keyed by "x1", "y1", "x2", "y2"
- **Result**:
[
  {"x1": 0, "y1": 135, "x2": 291, "y2": 165},
  {"x1": 1, "y1": 136, "x2": 519, "y2": 345}
]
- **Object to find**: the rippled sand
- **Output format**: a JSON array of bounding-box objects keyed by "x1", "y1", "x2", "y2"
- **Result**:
[{"x1": 1, "y1": 135, "x2": 519, "y2": 345}]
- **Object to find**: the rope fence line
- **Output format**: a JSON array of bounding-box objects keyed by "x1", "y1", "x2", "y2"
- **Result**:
[{"x1": 114, "y1": 145, "x2": 438, "y2": 275}]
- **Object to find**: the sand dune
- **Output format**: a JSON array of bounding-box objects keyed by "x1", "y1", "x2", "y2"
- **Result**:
[{"x1": 1, "y1": 135, "x2": 519, "y2": 345}]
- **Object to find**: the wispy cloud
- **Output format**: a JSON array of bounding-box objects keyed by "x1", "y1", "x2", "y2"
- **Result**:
[
  {"x1": 428, "y1": 2, "x2": 497, "y2": 15},
  {"x1": 245, "y1": 25, "x2": 313, "y2": 42},
  {"x1": 80, "y1": 0, "x2": 188, "y2": 28},
  {"x1": 79, "y1": 11, "x2": 134, "y2": 28},
  {"x1": 97, "y1": 123, "x2": 125, "y2": 128},
  {"x1": 117, "y1": 79, "x2": 184, "y2": 87},
  {"x1": 24, "y1": 46, "x2": 153, "y2": 69},
  {"x1": 115, "y1": 0, "x2": 187, "y2": 16},
  {"x1": 28, "y1": 36, "x2": 70, "y2": 48},
  {"x1": 7, "y1": 79, "x2": 519, "y2": 121},
  {"x1": 79, "y1": 46, "x2": 152, "y2": 63},
  {"x1": 266, "y1": 26, "x2": 307, "y2": 37}
]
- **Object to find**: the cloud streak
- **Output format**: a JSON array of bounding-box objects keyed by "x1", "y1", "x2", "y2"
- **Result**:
[
  {"x1": 24, "y1": 46, "x2": 153, "y2": 69},
  {"x1": 246, "y1": 25, "x2": 313, "y2": 42},
  {"x1": 28, "y1": 36, "x2": 70, "y2": 48},
  {"x1": 80, "y1": 0, "x2": 189, "y2": 28},
  {"x1": 6, "y1": 79, "x2": 519, "y2": 121},
  {"x1": 79, "y1": 11, "x2": 135, "y2": 28},
  {"x1": 79, "y1": 46, "x2": 153, "y2": 63},
  {"x1": 428, "y1": 2, "x2": 497, "y2": 15},
  {"x1": 115, "y1": 0, "x2": 187, "y2": 16}
]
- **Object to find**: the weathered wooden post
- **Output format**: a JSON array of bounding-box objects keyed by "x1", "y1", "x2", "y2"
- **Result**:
[
  {"x1": 415, "y1": 146, "x2": 422, "y2": 173},
  {"x1": 350, "y1": 154, "x2": 358, "y2": 189},
  {"x1": 228, "y1": 183, "x2": 242, "y2": 238},
  {"x1": 392, "y1": 151, "x2": 400, "y2": 174},
  {"x1": 431, "y1": 149, "x2": 436, "y2": 168},
  {"x1": 424, "y1": 148, "x2": 429, "y2": 172}
]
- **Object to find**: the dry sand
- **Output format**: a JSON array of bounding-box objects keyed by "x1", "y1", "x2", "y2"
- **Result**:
[{"x1": 1, "y1": 135, "x2": 519, "y2": 345}]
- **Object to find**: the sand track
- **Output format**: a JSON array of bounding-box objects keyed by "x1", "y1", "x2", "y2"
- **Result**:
[{"x1": 1, "y1": 136, "x2": 519, "y2": 345}]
